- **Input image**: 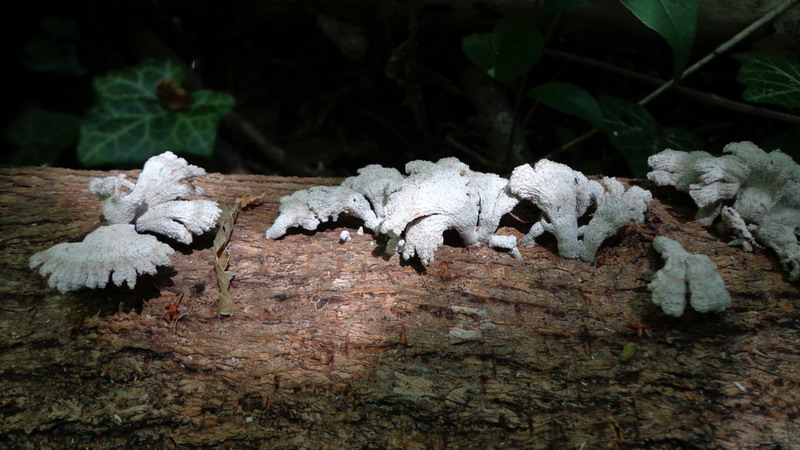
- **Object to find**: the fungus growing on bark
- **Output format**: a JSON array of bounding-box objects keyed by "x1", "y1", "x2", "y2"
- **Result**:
[
  {"x1": 30, "y1": 224, "x2": 174, "y2": 293},
  {"x1": 508, "y1": 160, "x2": 651, "y2": 262},
  {"x1": 508, "y1": 159, "x2": 602, "y2": 259},
  {"x1": 31, "y1": 152, "x2": 220, "y2": 292},
  {"x1": 579, "y1": 177, "x2": 653, "y2": 262},
  {"x1": 379, "y1": 158, "x2": 520, "y2": 265},
  {"x1": 266, "y1": 157, "x2": 656, "y2": 266},
  {"x1": 264, "y1": 185, "x2": 379, "y2": 240},
  {"x1": 265, "y1": 157, "x2": 520, "y2": 266},
  {"x1": 648, "y1": 141, "x2": 800, "y2": 280},
  {"x1": 648, "y1": 236, "x2": 731, "y2": 317},
  {"x1": 90, "y1": 151, "x2": 221, "y2": 244}
]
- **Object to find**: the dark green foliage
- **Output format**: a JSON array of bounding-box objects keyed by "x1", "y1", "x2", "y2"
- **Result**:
[{"x1": 4, "y1": 108, "x2": 81, "y2": 166}]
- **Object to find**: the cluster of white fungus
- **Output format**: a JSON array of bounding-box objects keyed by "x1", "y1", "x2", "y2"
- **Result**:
[
  {"x1": 33, "y1": 147, "x2": 764, "y2": 320},
  {"x1": 508, "y1": 160, "x2": 652, "y2": 262},
  {"x1": 265, "y1": 157, "x2": 652, "y2": 267},
  {"x1": 648, "y1": 141, "x2": 800, "y2": 280},
  {"x1": 30, "y1": 152, "x2": 221, "y2": 293}
]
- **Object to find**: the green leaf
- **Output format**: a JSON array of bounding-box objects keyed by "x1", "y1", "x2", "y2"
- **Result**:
[
  {"x1": 462, "y1": 17, "x2": 544, "y2": 83},
  {"x1": 598, "y1": 96, "x2": 701, "y2": 178},
  {"x1": 619, "y1": 0, "x2": 697, "y2": 79},
  {"x1": 491, "y1": 18, "x2": 544, "y2": 81},
  {"x1": 732, "y1": 52, "x2": 800, "y2": 109},
  {"x1": 4, "y1": 107, "x2": 81, "y2": 166},
  {"x1": 528, "y1": 82, "x2": 603, "y2": 127},
  {"x1": 462, "y1": 33, "x2": 495, "y2": 75},
  {"x1": 78, "y1": 59, "x2": 235, "y2": 167},
  {"x1": 659, "y1": 127, "x2": 703, "y2": 155},
  {"x1": 23, "y1": 17, "x2": 86, "y2": 76}
]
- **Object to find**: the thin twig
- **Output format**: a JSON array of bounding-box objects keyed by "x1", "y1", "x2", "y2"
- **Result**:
[
  {"x1": 546, "y1": 49, "x2": 800, "y2": 125},
  {"x1": 543, "y1": 0, "x2": 800, "y2": 160},
  {"x1": 639, "y1": 0, "x2": 800, "y2": 106}
]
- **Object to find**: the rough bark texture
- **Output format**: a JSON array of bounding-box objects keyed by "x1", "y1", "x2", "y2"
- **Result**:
[{"x1": 1, "y1": 166, "x2": 798, "y2": 448}]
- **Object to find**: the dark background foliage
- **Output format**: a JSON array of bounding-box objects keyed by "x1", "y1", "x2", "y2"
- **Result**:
[{"x1": 4, "y1": 0, "x2": 799, "y2": 176}]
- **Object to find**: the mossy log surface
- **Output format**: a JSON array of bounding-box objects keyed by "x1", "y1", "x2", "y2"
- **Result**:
[{"x1": 1, "y1": 166, "x2": 798, "y2": 448}]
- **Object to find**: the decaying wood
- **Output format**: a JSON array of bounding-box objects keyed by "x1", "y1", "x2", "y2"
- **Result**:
[{"x1": 0, "y1": 166, "x2": 798, "y2": 448}]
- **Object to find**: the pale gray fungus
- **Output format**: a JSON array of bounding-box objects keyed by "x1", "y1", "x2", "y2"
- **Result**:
[
  {"x1": 648, "y1": 141, "x2": 800, "y2": 280},
  {"x1": 30, "y1": 224, "x2": 174, "y2": 293},
  {"x1": 266, "y1": 157, "x2": 520, "y2": 266},
  {"x1": 648, "y1": 236, "x2": 731, "y2": 317},
  {"x1": 508, "y1": 159, "x2": 601, "y2": 258},
  {"x1": 31, "y1": 152, "x2": 220, "y2": 292},
  {"x1": 578, "y1": 177, "x2": 652, "y2": 262},
  {"x1": 266, "y1": 157, "x2": 652, "y2": 266},
  {"x1": 90, "y1": 151, "x2": 221, "y2": 244},
  {"x1": 509, "y1": 160, "x2": 652, "y2": 262}
]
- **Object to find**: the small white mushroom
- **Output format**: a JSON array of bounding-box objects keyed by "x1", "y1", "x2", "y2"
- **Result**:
[
  {"x1": 341, "y1": 164, "x2": 404, "y2": 218},
  {"x1": 648, "y1": 236, "x2": 731, "y2": 317},
  {"x1": 30, "y1": 224, "x2": 174, "y2": 293},
  {"x1": 719, "y1": 206, "x2": 757, "y2": 252}
]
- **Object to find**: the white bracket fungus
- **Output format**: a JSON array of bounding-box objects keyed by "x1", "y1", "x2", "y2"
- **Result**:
[
  {"x1": 266, "y1": 157, "x2": 520, "y2": 266},
  {"x1": 579, "y1": 177, "x2": 653, "y2": 262},
  {"x1": 30, "y1": 224, "x2": 174, "y2": 293},
  {"x1": 508, "y1": 159, "x2": 601, "y2": 258},
  {"x1": 508, "y1": 160, "x2": 652, "y2": 262},
  {"x1": 264, "y1": 185, "x2": 380, "y2": 240},
  {"x1": 648, "y1": 141, "x2": 800, "y2": 280},
  {"x1": 266, "y1": 157, "x2": 651, "y2": 266},
  {"x1": 90, "y1": 151, "x2": 221, "y2": 244},
  {"x1": 648, "y1": 236, "x2": 731, "y2": 317},
  {"x1": 31, "y1": 152, "x2": 220, "y2": 292}
]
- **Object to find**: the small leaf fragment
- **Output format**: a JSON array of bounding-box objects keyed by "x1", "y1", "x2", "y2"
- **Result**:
[
  {"x1": 618, "y1": 342, "x2": 637, "y2": 363},
  {"x1": 214, "y1": 193, "x2": 266, "y2": 317}
]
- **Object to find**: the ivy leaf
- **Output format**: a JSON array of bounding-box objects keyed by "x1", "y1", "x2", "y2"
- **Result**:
[
  {"x1": 4, "y1": 107, "x2": 81, "y2": 166},
  {"x1": 619, "y1": 0, "x2": 697, "y2": 79},
  {"x1": 78, "y1": 59, "x2": 235, "y2": 167},
  {"x1": 528, "y1": 82, "x2": 603, "y2": 127},
  {"x1": 732, "y1": 52, "x2": 800, "y2": 109},
  {"x1": 462, "y1": 17, "x2": 544, "y2": 84},
  {"x1": 598, "y1": 96, "x2": 701, "y2": 178}
]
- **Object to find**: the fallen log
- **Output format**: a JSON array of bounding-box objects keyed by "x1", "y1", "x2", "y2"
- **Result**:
[{"x1": 0, "y1": 166, "x2": 798, "y2": 448}]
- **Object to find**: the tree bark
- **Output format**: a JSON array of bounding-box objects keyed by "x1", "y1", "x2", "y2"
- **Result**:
[{"x1": 1, "y1": 166, "x2": 798, "y2": 448}]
